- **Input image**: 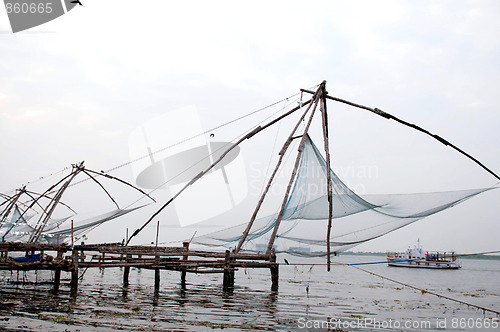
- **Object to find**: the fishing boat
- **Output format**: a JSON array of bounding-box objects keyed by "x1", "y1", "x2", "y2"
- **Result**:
[{"x1": 386, "y1": 241, "x2": 461, "y2": 269}]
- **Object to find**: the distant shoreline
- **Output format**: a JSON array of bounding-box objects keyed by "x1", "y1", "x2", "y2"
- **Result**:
[{"x1": 343, "y1": 251, "x2": 500, "y2": 260}]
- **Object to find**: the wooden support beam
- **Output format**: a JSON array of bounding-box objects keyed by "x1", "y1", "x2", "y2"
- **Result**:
[
  {"x1": 301, "y1": 87, "x2": 500, "y2": 182},
  {"x1": 266, "y1": 86, "x2": 322, "y2": 255},
  {"x1": 235, "y1": 94, "x2": 318, "y2": 253},
  {"x1": 127, "y1": 98, "x2": 313, "y2": 245},
  {"x1": 318, "y1": 83, "x2": 334, "y2": 272}
]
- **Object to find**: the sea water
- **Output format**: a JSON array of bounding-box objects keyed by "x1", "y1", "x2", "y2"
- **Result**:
[{"x1": 0, "y1": 254, "x2": 498, "y2": 331}]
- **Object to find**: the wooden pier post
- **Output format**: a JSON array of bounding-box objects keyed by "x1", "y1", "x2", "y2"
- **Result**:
[
  {"x1": 270, "y1": 248, "x2": 279, "y2": 291},
  {"x1": 70, "y1": 247, "x2": 79, "y2": 296},
  {"x1": 123, "y1": 266, "x2": 130, "y2": 287},
  {"x1": 123, "y1": 254, "x2": 131, "y2": 287},
  {"x1": 70, "y1": 266, "x2": 79, "y2": 296},
  {"x1": 154, "y1": 268, "x2": 160, "y2": 292},
  {"x1": 53, "y1": 247, "x2": 64, "y2": 293},
  {"x1": 53, "y1": 270, "x2": 61, "y2": 293},
  {"x1": 180, "y1": 242, "x2": 189, "y2": 287},
  {"x1": 223, "y1": 250, "x2": 234, "y2": 289}
]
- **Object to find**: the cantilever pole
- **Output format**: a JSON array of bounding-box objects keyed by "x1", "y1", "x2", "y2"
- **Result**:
[
  {"x1": 319, "y1": 84, "x2": 334, "y2": 272},
  {"x1": 266, "y1": 82, "x2": 325, "y2": 256},
  {"x1": 127, "y1": 98, "x2": 313, "y2": 245},
  {"x1": 235, "y1": 93, "x2": 317, "y2": 253},
  {"x1": 300, "y1": 89, "x2": 500, "y2": 182},
  {"x1": 29, "y1": 162, "x2": 84, "y2": 243}
]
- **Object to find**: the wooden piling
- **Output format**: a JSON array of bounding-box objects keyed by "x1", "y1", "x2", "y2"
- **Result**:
[
  {"x1": 0, "y1": 242, "x2": 278, "y2": 296},
  {"x1": 70, "y1": 266, "x2": 78, "y2": 295},
  {"x1": 53, "y1": 247, "x2": 64, "y2": 293},
  {"x1": 123, "y1": 266, "x2": 130, "y2": 287},
  {"x1": 181, "y1": 242, "x2": 189, "y2": 286},
  {"x1": 223, "y1": 250, "x2": 234, "y2": 289},
  {"x1": 270, "y1": 248, "x2": 279, "y2": 291},
  {"x1": 70, "y1": 246, "x2": 78, "y2": 295},
  {"x1": 53, "y1": 269, "x2": 61, "y2": 293},
  {"x1": 154, "y1": 268, "x2": 160, "y2": 292}
]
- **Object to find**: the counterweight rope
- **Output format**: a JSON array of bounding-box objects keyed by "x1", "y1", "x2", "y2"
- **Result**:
[
  {"x1": 345, "y1": 263, "x2": 500, "y2": 316},
  {"x1": 282, "y1": 260, "x2": 500, "y2": 316}
]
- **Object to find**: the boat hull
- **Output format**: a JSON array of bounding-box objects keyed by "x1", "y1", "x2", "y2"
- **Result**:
[{"x1": 387, "y1": 259, "x2": 460, "y2": 269}]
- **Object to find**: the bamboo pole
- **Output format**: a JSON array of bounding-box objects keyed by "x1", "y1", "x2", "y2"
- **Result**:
[
  {"x1": 127, "y1": 99, "x2": 313, "y2": 245},
  {"x1": 235, "y1": 96, "x2": 317, "y2": 253},
  {"x1": 318, "y1": 85, "x2": 334, "y2": 272},
  {"x1": 29, "y1": 162, "x2": 84, "y2": 243},
  {"x1": 266, "y1": 84, "x2": 323, "y2": 255},
  {"x1": 300, "y1": 88, "x2": 500, "y2": 182}
]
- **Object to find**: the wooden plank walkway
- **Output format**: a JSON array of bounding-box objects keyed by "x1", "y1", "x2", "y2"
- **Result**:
[{"x1": 0, "y1": 242, "x2": 279, "y2": 294}]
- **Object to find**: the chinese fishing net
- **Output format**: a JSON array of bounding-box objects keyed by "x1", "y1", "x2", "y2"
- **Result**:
[{"x1": 192, "y1": 135, "x2": 495, "y2": 255}]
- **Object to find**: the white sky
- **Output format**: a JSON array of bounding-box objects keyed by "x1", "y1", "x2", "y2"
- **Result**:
[{"x1": 1, "y1": 0, "x2": 499, "y2": 253}]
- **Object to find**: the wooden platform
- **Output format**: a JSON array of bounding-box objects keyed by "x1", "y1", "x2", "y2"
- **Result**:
[{"x1": 0, "y1": 242, "x2": 279, "y2": 294}]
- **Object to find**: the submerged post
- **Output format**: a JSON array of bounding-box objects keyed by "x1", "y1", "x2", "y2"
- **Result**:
[
  {"x1": 223, "y1": 250, "x2": 234, "y2": 289},
  {"x1": 53, "y1": 270, "x2": 61, "y2": 293},
  {"x1": 154, "y1": 268, "x2": 160, "y2": 292},
  {"x1": 123, "y1": 266, "x2": 130, "y2": 287},
  {"x1": 53, "y1": 247, "x2": 64, "y2": 293},
  {"x1": 270, "y1": 248, "x2": 279, "y2": 291},
  {"x1": 70, "y1": 268, "x2": 78, "y2": 296},
  {"x1": 181, "y1": 241, "x2": 189, "y2": 287},
  {"x1": 154, "y1": 220, "x2": 161, "y2": 292},
  {"x1": 123, "y1": 256, "x2": 131, "y2": 287},
  {"x1": 71, "y1": 247, "x2": 79, "y2": 296}
]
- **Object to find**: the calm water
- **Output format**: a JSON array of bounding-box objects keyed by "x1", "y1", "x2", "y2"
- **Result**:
[{"x1": 0, "y1": 254, "x2": 499, "y2": 331}]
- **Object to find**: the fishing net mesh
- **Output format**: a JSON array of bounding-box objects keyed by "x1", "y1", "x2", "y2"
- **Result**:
[{"x1": 192, "y1": 136, "x2": 494, "y2": 255}]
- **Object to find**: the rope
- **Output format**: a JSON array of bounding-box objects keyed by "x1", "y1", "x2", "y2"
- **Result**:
[
  {"x1": 301, "y1": 89, "x2": 500, "y2": 182},
  {"x1": 105, "y1": 90, "x2": 307, "y2": 174},
  {"x1": 23, "y1": 88, "x2": 312, "y2": 202},
  {"x1": 455, "y1": 250, "x2": 500, "y2": 257},
  {"x1": 282, "y1": 261, "x2": 500, "y2": 315},
  {"x1": 345, "y1": 263, "x2": 500, "y2": 316},
  {"x1": 122, "y1": 96, "x2": 301, "y2": 210},
  {"x1": 3, "y1": 166, "x2": 71, "y2": 195}
]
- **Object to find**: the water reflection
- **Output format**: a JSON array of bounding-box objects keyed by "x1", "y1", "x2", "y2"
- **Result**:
[{"x1": 0, "y1": 256, "x2": 498, "y2": 331}]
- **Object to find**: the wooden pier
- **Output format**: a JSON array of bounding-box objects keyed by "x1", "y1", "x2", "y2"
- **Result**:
[{"x1": 0, "y1": 242, "x2": 279, "y2": 294}]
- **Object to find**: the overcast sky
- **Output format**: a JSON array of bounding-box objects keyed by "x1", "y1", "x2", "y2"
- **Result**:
[{"x1": 1, "y1": 1, "x2": 499, "y2": 253}]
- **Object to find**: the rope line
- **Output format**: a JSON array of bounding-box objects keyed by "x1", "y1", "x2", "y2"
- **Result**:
[
  {"x1": 122, "y1": 96, "x2": 301, "y2": 210},
  {"x1": 282, "y1": 260, "x2": 500, "y2": 315},
  {"x1": 104, "y1": 90, "x2": 307, "y2": 174},
  {"x1": 344, "y1": 263, "x2": 500, "y2": 316},
  {"x1": 22, "y1": 88, "x2": 313, "y2": 201}
]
